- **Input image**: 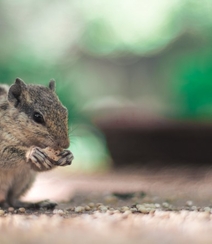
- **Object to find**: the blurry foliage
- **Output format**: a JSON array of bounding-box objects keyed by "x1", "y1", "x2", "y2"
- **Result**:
[
  {"x1": 78, "y1": 0, "x2": 212, "y2": 120},
  {"x1": 168, "y1": 48, "x2": 212, "y2": 118}
]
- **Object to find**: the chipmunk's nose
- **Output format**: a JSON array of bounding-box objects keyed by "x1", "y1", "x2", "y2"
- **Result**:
[{"x1": 57, "y1": 139, "x2": 70, "y2": 149}]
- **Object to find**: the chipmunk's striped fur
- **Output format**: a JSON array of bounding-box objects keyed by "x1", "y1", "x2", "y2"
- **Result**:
[{"x1": 0, "y1": 78, "x2": 73, "y2": 208}]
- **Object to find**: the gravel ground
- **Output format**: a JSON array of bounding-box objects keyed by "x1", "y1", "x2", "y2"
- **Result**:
[{"x1": 1, "y1": 167, "x2": 212, "y2": 244}]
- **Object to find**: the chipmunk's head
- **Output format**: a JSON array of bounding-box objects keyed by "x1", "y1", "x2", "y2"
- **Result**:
[{"x1": 8, "y1": 78, "x2": 70, "y2": 150}]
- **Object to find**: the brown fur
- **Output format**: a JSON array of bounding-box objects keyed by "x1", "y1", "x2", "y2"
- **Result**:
[{"x1": 0, "y1": 78, "x2": 73, "y2": 208}]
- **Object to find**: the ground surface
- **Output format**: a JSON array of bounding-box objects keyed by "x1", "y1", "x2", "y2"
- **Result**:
[{"x1": 1, "y1": 167, "x2": 212, "y2": 243}]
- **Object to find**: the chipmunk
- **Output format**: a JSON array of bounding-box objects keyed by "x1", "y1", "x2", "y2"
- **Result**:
[{"x1": 0, "y1": 78, "x2": 74, "y2": 209}]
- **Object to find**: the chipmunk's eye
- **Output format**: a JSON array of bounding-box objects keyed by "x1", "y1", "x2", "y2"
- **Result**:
[{"x1": 33, "y1": 112, "x2": 44, "y2": 124}]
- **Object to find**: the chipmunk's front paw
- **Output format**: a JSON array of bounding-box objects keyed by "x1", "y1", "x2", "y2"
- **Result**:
[
  {"x1": 26, "y1": 147, "x2": 55, "y2": 170},
  {"x1": 56, "y1": 150, "x2": 74, "y2": 166}
]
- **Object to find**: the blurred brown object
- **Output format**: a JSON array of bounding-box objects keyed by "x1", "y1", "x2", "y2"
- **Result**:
[{"x1": 95, "y1": 109, "x2": 212, "y2": 169}]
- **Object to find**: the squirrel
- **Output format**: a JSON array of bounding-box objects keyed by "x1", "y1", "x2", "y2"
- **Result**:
[{"x1": 0, "y1": 78, "x2": 74, "y2": 209}]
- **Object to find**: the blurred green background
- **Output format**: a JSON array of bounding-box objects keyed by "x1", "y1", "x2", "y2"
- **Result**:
[{"x1": 1, "y1": 0, "x2": 212, "y2": 171}]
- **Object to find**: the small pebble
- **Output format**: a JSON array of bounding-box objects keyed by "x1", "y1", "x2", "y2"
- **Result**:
[
  {"x1": 121, "y1": 206, "x2": 129, "y2": 212},
  {"x1": 98, "y1": 206, "x2": 108, "y2": 212},
  {"x1": 75, "y1": 206, "x2": 85, "y2": 213},
  {"x1": 162, "y1": 202, "x2": 169, "y2": 208},
  {"x1": 155, "y1": 203, "x2": 161, "y2": 208},
  {"x1": 106, "y1": 210, "x2": 114, "y2": 215},
  {"x1": 123, "y1": 210, "x2": 132, "y2": 215},
  {"x1": 85, "y1": 205, "x2": 91, "y2": 211},
  {"x1": 18, "y1": 208, "x2": 26, "y2": 213},
  {"x1": 66, "y1": 207, "x2": 74, "y2": 211},
  {"x1": 186, "y1": 201, "x2": 193, "y2": 207},
  {"x1": 191, "y1": 206, "x2": 198, "y2": 211},
  {"x1": 130, "y1": 207, "x2": 138, "y2": 213},
  {"x1": 0, "y1": 210, "x2": 5, "y2": 215},
  {"x1": 203, "y1": 207, "x2": 211, "y2": 213},
  {"x1": 88, "y1": 203, "x2": 95, "y2": 208},
  {"x1": 53, "y1": 209, "x2": 64, "y2": 215},
  {"x1": 8, "y1": 207, "x2": 14, "y2": 212},
  {"x1": 137, "y1": 206, "x2": 151, "y2": 214}
]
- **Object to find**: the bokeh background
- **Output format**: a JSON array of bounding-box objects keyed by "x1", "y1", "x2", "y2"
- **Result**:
[{"x1": 1, "y1": 0, "x2": 212, "y2": 172}]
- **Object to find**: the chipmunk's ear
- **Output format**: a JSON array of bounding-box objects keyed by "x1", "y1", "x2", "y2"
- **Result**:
[
  {"x1": 8, "y1": 78, "x2": 27, "y2": 107},
  {"x1": 49, "y1": 79, "x2": 56, "y2": 92}
]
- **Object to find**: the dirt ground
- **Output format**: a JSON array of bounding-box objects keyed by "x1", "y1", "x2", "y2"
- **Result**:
[{"x1": 1, "y1": 166, "x2": 212, "y2": 244}]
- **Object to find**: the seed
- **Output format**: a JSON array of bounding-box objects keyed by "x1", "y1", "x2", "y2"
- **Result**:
[{"x1": 0, "y1": 210, "x2": 5, "y2": 215}]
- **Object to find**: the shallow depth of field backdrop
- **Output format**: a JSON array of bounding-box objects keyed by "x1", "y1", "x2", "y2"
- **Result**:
[{"x1": 1, "y1": 0, "x2": 212, "y2": 172}]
